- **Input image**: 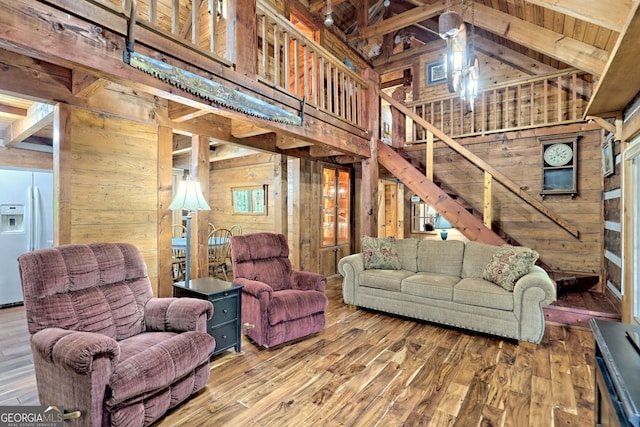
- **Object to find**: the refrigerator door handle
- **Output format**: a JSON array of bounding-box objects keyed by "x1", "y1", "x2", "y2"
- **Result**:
[
  {"x1": 27, "y1": 185, "x2": 33, "y2": 251},
  {"x1": 33, "y1": 185, "x2": 41, "y2": 251}
]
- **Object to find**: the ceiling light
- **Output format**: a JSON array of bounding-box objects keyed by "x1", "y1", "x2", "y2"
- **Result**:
[
  {"x1": 324, "y1": 0, "x2": 333, "y2": 27},
  {"x1": 324, "y1": 12, "x2": 333, "y2": 27}
]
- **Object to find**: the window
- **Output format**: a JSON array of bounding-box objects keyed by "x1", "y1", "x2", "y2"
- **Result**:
[
  {"x1": 411, "y1": 200, "x2": 437, "y2": 233},
  {"x1": 232, "y1": 185, "x2": 267, "y2": 215}
]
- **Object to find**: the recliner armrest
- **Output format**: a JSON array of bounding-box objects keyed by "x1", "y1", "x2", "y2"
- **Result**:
[
  {"x1": 234, "y1": 277, "x2": 273, "y2": 300},
  {"x1": 291, "y1": 270, "x2": 327, "y2": 292},
  {"x1": 31, "y1": 327, "x2": 119, "y2": 375},
  {"x1": 145, "y1": 297, "x2": 213, "y2": 333}
]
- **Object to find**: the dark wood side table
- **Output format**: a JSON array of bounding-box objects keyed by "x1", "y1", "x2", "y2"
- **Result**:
[
  {"x1": 590, "y1": 318, "x2": 640, "y2": 427},
  {"x1": 173, "y1": 277, "x2": 243, "y2": 356}
]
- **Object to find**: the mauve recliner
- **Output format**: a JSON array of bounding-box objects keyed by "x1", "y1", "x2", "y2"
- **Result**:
[
  {"x1": 18, "y1": 243, "x2": 216, "y2": 426},
  {"x1": 230, "y1": 232, "x2": 328, "y2": 348}
]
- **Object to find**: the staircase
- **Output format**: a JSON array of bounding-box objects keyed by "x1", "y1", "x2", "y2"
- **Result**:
[{"x1": 377, "y1": 141, "x2": 504, "y2": 245}]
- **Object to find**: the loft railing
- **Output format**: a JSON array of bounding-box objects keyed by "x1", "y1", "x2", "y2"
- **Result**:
[
  {"x1": 110, "y1": 0, "x2": 231, "y2": 64},
  {"x1": 256, "y1": 0, "x2": 367, "y2": 128},
  {"x1": 407, "y1": 69, "x2": 592, "y2": 142},
  {"x1": 92, "y1": 0, "x2": 367, "y2": 128}
]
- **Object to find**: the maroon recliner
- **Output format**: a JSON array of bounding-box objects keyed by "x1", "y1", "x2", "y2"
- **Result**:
[
  {"x1": 230, "y1": 232, "x2": 328, "y2": 348},
  {"x1": 18, "y1": 243, "x2": 216, "y2": 427}
]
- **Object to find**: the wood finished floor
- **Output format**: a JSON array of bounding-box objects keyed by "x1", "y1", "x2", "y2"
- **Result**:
[{"x1": 0, "y1": 277, "x2": 599, "y2": 426}]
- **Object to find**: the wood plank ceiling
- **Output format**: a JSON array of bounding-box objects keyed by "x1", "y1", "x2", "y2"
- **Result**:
[{"x1": 322, "y1": 0, "x2": 628, "y2": 77}]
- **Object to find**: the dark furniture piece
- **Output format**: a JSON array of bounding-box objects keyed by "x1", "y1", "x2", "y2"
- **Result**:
[
  {"x1": 173, "y1": 277, "x2": 242, "y2": 355},
  {"x1": 591, "y1": 318, "x2": 640, "y2": 427},
  {"x1": 230, "y1": 232, "x2": 328, "y2": 348},
  {"x1": 18, "y1": 243, "x2": 216, "y2": 427}
]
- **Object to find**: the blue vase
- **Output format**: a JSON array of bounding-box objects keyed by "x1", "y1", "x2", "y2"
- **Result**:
[{"x1": 440, "y1": 229, "x2": 448, "y2": 240}]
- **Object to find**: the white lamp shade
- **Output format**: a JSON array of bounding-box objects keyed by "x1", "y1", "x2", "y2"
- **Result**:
[{"x1": 169, "y1": 178, "x2": 211, "y2": 211}]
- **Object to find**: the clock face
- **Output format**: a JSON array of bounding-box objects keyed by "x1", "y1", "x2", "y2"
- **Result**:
[{"x1": 544, "y1": 143, "x2": 573, "y2": 167}]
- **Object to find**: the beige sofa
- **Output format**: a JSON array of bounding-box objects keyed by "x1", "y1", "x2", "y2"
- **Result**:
[{"x1": 337, "y1": 239, "x2": 556, "y2": 344}]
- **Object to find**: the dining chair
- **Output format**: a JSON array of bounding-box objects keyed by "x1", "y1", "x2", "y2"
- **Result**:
[
  {"x1": 172, "y1": 223, "x2": 186, "y2": 238},
  {"x1": 208, "y1": 223, "x2": 217, "y2": 234},
  {"x1": 172, "y1": 247, "x2": 186, "y2": 282},
  {"x1": 208, "y1": 228, "x2": 232, "y2": 280},
  {"x1": 229, "y1": 224, "x2": 242, "y2": 236}
]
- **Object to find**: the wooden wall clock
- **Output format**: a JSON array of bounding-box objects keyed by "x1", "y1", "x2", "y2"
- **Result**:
[{"x1": 540, "y1": 137, "x2": 578, "y2": 198}]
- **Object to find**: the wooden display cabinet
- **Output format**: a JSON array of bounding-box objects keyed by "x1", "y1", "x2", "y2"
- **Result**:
[{"x1": 319, "y1": 166, "x2": 351, "y2": 277}]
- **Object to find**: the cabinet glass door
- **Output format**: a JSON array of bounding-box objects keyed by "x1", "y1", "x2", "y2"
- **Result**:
[{"x1": 322, "y1": 167, "x2": 350, "y2": 247}]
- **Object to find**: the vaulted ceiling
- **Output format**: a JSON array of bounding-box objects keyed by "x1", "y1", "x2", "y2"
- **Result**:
[{"x1": 311, "y1": 0, "x2": 632, "y2": 78}]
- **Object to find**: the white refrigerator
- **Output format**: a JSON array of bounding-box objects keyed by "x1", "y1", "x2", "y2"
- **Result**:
[{"x1": 0, "y1": 169, "x2": 54, "y2": 307}]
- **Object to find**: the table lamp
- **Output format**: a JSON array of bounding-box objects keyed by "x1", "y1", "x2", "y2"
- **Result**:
[{"x1": 169, "y1": 174, "x2": 210, "y2": 286}]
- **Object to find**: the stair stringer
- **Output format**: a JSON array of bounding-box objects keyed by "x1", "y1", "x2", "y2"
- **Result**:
[{"x1": 377, "y1": 140, "x2": 505, "y2": 246}]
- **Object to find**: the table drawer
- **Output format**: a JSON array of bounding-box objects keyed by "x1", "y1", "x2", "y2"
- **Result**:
[
  {"x1": 211, "y1": 294, "x2": 238, "y2": 324},
  {"x1": 209, "y1": 322, "x2": 237, "y2": 352}
]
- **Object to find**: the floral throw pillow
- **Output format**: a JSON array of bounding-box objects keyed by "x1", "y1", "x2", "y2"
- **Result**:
[
  {"x1": 362, "y1": 236, "x2": 402, "y2": 270},
  {"x1": 482, "y1": 245, "x2": 539, "y2": 291}
]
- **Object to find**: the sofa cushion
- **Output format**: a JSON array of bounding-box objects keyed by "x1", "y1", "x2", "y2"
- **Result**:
[
  {"x1": 461, "y1": 241, "x2": 501, "y2": 279},
  {"x1": 395, "y1": 238, "x2": 419, "y2": 272},
  {"x1": 416, "y1": 240, "x2": 465, "y2": 276},
  {"x1": 401, "y1": 273, "x2": 459, "y2": 301},
  {"x1": 454, "y1": 278, "x2": 514, "y2": 311},
  {"x1": 483, "y1": 246, "x2": 539, "y2": 291},
  {"x1": 362, "y1": 236, "x2": 402, "y2": 270},
  {"x1": 359, "y1": 269, "x2": 414, "y2": 291}
]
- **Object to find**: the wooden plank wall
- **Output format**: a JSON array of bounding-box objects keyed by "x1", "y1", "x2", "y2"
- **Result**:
[
  {"x1": 406, "y1": 123, "x2": 604, "y2": 275},
  {"x1": 209, "y1": 153, "x2": 277, "y2": 230},
  {"x1": 66, "y1": 107, "x2": 159, "y2": 290},
  {"x1": 419, "y1": 51, "x2": 531, "y2": 101},
  {"x1": 208, "y1": 154, "x2": 329, "y2": 272}
]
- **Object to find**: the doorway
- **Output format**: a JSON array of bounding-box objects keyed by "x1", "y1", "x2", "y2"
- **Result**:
[{"x1": 377, "y1": 179, "x2": 404, "y2": 238}]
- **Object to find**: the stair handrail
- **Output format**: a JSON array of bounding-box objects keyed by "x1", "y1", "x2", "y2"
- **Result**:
[{"x1": 378, "y1": 89, "x2": 580, "y2": 238}]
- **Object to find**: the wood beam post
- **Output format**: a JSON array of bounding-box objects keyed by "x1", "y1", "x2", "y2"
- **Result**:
[
  {"x1": 53, "y1": 103, "x2": 72, "y2": 246},
  {"x1": 426, "y1": 130, "x2": 433, "y2": 181},
  {"x1": 273, "y1": 154, "x2": 288, "y2": 236},
  {"x1": 391, "y1": 87, "x2": 406, "y2": 148},
  {"x1": 360, "y1": 68, "x2": 380, "y2": 242},
  {"x1": 191, "y1": 134, "x2": 210, "y2": 281},
  {"x1": 229, "y1": 0, "x2": 257, "y2": 77},
  {"x1": 483, "y1": 171, "x2": 493, "y2": 229},
  {"x1": 157, "y1": 126, "x2": 173, "y2": 297}
]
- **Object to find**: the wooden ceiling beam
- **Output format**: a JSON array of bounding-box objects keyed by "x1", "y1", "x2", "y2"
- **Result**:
[
  {"x1": 0, "y1": 103, "x2": 27, "y2": 117},
  {"x1": 473, "y1": 38, "x2": 558, "y2": 76},
  {"x1": 349, "y1": 1, "x2": 449, "y2": 43},
  {"x1": 2, "y1": 102, "x2": 53, "y2": 148},
  {"x1": 72, "y1": 71, "x2": 110, "y2": 98},
  {"x1": 310, "y1": 0, "x2": 349, "y2": 14},
  {"x1": 471, "y1": 3, "x2": 608, "y2": 76},
  {"x1": 231, "y1": 120, "x2": 271, "y2": 138},
  {"x1": 525, "y1": 0, "x2": 632, "y2": 33},
  {"x1": 168, "y1": 101, "x2": 212, "y2": 122}
]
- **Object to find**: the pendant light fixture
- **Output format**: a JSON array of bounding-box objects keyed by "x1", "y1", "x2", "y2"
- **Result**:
[
  {"x1": 438, "y1": 0, "x2": 480, "y2": 112},
  {"x1": 324, "y1": 0, "x2": 333, "y2": 27}
]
